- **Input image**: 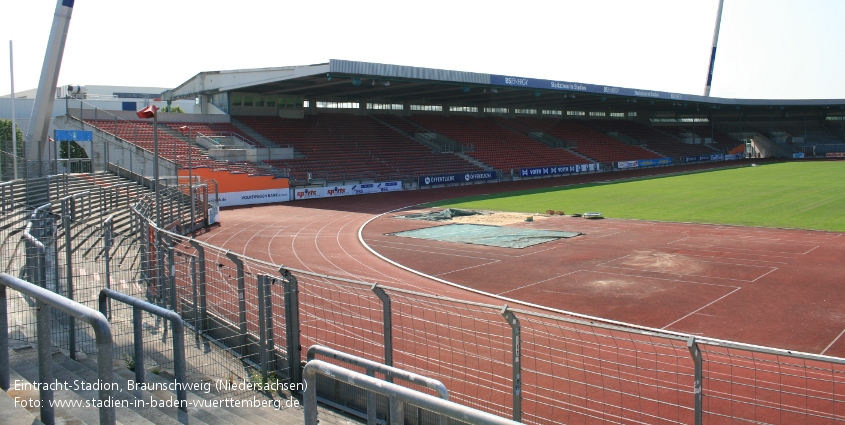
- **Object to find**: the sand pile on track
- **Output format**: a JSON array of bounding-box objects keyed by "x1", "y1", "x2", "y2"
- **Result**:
[{"x1": 451, "y1": 211, "x2": 548, "y2": 226}]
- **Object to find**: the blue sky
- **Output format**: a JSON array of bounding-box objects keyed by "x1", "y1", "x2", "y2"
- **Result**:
[{"x1": 2, "y1": 0, "x2": 844, "y2": 100}]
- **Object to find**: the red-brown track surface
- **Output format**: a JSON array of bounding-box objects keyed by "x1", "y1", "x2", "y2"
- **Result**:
[{"x1": 194, "y1": 161, "x2": 845, "y2": 358}]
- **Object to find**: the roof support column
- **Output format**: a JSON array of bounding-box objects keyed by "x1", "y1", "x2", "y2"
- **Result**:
[{"x1": 199, "y1": 94, "x2": 210, "y2": 114}]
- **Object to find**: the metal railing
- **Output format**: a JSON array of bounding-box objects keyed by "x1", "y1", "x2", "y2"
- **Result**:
[
  {"x1": 0, "y1": 272, "x2": 114, "y2": 425},
  {"x1": 98, "y1": 288, "x2": 187, "y2": 411},
  {"x1": 307, "y1": 344, "x2": 449, "y2": 425},
  {"x1": 304, "y1": 360, "x2": 521, "y2": 425}
]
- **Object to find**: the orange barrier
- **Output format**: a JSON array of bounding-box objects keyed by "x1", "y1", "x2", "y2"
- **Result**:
[{"x1": 178, "y1": 168, "x2": 289, "y2": 192}]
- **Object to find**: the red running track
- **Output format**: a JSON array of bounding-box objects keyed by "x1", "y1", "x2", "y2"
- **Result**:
[{"x1": 195, "y1": 161, "x2": 845, "y2": 358}]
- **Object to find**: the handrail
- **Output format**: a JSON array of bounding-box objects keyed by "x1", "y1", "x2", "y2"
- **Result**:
[
  {"x1": 307, "y1": 344, "x2": 449, "y2": 425},
  {"x1": 230, "y1": 132, "x2": 259, "y2": 147},
  {"x1": 306, "y1": 344, "x2": 448, "y2": 399},
  {"x1": 22, "y1": 221, "x2": 47, "y2": 250},
  {"x1": 196, "y1": 132, "x2": 223, "y2": 146},
  {"x1": 0, "y1": 273, "x2": 114, "y2": 425},
  {"x1": 0, "y1": 181, "x2": 16, "y2": 214},
  {"x1": 196, "y1": 131, "x2": 260, "y2": 149},
  {"x1": 98, "y1": 288, "x2": 187, "y2": 411},
  {"x1": 303, "y1": 360, "x2": 521, "y2": 425}
]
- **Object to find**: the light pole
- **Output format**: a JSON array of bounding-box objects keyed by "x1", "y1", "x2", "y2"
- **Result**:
[
  {"x1": 704, "y1": 0, "x2": 726, "y2": 97},
  {"x1": 180, "y1": 125, "x2": 195, "y2": 230},
  {"x1": 9, "y1": 40, "x2": 18, "y2": 179}
]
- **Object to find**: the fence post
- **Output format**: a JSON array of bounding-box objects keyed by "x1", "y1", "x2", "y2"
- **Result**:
[
  {"x1": 0, "y1": 285, "x2": 7, "y2": 391},
  {"x1": 164, "y1": 235, "x2": 177, "y2": 314},
  {"x1": 190, "y1": 256, "x2": 198, "y2": 335},
  {"x1": 264, "y1": 275, "x2": 276, "y2": 374},
  {"x1": 156, "y1": 231, "x2": 166, "y2": 308},
  {"x1": 137, "y1": 212, "x2": 149, "y2": 291},
  {"x1": 280, "y1": 267, "x2": 302, "y2": 384},
  {"x1": 177, "y1": 188, "x2": 185, "y2": 229},
  {"x1": 167, "y1": 189, "x2": 175, "y2": 226},
  {"x1": 257, "y1": 275, "x2": 269, "y2": 377},
  {"x1": 37, "y1": 296, "x2": 55, "y2": 425},
  {"x1": 50, "y1": 213, "x2": 59, "y2": 296},
  {"x1": 188, "y1": 240, "x2": 207, "y2": 333},
  {"x1": 371, "y1": 284, "x2": 393, "y2": 369},
  {"x1": 102, "y1": 216, "x2": 113, "y2": 319},
  {"x1": 61, "y1": 197, "x2": 77, "y2": 359},
  {"x1": 225, "y1": 252, "x2": 248, "y2": 357},
  {"x1": 501, "y1": 305, "x2": 522, "y2": 423},
  {"x1": 688, "y1": 336, "x2": 703, "y2": 425}
]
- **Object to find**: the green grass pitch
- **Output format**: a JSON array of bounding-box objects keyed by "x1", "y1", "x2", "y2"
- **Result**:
[{"x1": 423, "y1": 161, "x2": 845, "y2": 232}]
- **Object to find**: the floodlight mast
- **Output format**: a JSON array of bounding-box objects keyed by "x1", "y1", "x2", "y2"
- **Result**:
[
  {"x1": 9, "y1": 40, "x2": 18, "y2": 180},
  {"x1": 27, "y1": 0, "x2": 75, "y2": 165},
  {"x1": 704, "y1": 0, "x2": 725, "y2": 97},
  {"x1": 24, "y1": 0, "x2": 74, "y2": 207}
]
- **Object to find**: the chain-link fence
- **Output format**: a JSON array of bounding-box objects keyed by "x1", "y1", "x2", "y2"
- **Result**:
[{"x1": 7, "y1": 165, "x2": 845, "y2": 424}]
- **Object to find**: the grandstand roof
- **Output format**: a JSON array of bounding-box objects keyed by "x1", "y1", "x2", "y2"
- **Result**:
[{"x1": 162, "y1": 59, "x2": 845, "y2": 119}]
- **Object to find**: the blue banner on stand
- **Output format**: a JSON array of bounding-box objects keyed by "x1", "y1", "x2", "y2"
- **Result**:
[
  {"x1": 519, "y1": 163, "x2": 595, "y2": 178},
  {"x1": 638, "y1": 158, "x2": 673, "y2": 167},
  {"x1": 419, "y1": 171, "x2": 497, "y2": 186},
  {"x1": 54, "y1": 130, "x2": 93, "y2": 141}
]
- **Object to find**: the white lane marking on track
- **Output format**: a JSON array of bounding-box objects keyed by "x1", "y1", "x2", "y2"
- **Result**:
[
  {"x1": 751, "y1": 267, "x2": 778, "y2": 282},
  {"x1": 662, "y1": 287, "x2": 742, "y2": 329},
  {"x1": 435, "y1": 260, "x2": 501, "y2": 277},
  {"x1": 821, "y1": 328, "x2": 845, "y2": 355},
  {"x1": 497, "y1": 271, "x2": 583, "y2": 296}
]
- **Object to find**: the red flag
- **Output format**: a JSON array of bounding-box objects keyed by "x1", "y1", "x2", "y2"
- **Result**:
[{"x1": 136, "y1": 105, "x2": 158, "y2": 119}]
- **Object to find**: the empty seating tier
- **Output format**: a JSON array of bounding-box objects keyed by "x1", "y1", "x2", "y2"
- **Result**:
[
  {"x1": 83, "y1": 120, "x2": 269, "y2": 176},
  {"x1": 512, "y1": 117, "x2": 661, "y2": 163},
  {"x1": 585, "y1": 121, "x2": 717, "y2": 158},
  {"x1": 405, "y1": 115, "x2": 587, "y2": 171},
  {"x1": 235, "y1": 114, "x2": 484, "y2": 182}
]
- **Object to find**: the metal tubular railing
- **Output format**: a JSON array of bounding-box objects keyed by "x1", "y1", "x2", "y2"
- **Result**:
[
  {"x1": 22, "y1": 203, "x2": 53, "y2": 288},
  {"x1": 0, "y1": 181, "x2": 15, "y2": 213},
  {"x1": 304, "y1": 360, "x2": 521, "y2": 425},
  {"x1": 97, "y1": 288, "x2": 187, "y2": 411},
  {"x1": 307, "y1": 344, "x2": 449, "y2": 425},
  {"x1": 60, "y1": 191, "x2": 89, "y2": 360},
  {"x1": 0, "y1": 272, "x2": 115, "y2": 425}
]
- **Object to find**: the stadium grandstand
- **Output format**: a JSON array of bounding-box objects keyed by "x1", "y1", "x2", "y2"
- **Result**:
[{"x1": 3, "y1": 55, "x2": 845, "y2": 425}]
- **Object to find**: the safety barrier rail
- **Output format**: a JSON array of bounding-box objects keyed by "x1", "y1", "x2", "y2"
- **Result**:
[
  {"x1": 304, "y1": 360, "x2": 521, "y2": 425},
  {"x1": 98, "y1": 288, "x2": 187, "y2": 411},
  {"x1": 307, "y1": 344, "x2": 448, "y2": 425},
  {"x1": 0, "y1": 272, "x2": 114, "y2": 425}
]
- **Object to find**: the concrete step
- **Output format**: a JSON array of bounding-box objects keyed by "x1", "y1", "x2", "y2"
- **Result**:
[
  {"x1": 112, "y1": 366, "x2": 279, "y2": 425},
  {"x1": 3, "y1": 340, "x2": 362, "y2": 425},
  {"x1": 53, "y1": 354, "x2": 192, "y2": 425},
  {"x1": 9, "y1": 345, "x2": 161, "y2": 425},
  {"x1": 111, "y1": 367, "x2": 215, "y2": 425},
  {"x1": 77, "y1": 351, "x2": 299, "y2": 425},
  {"x1": 6, "y1": 350, "x2": 92, "y2": 425},
  {"x1": 0, "y1": 383, "x2": 45, "y2": 425}
]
